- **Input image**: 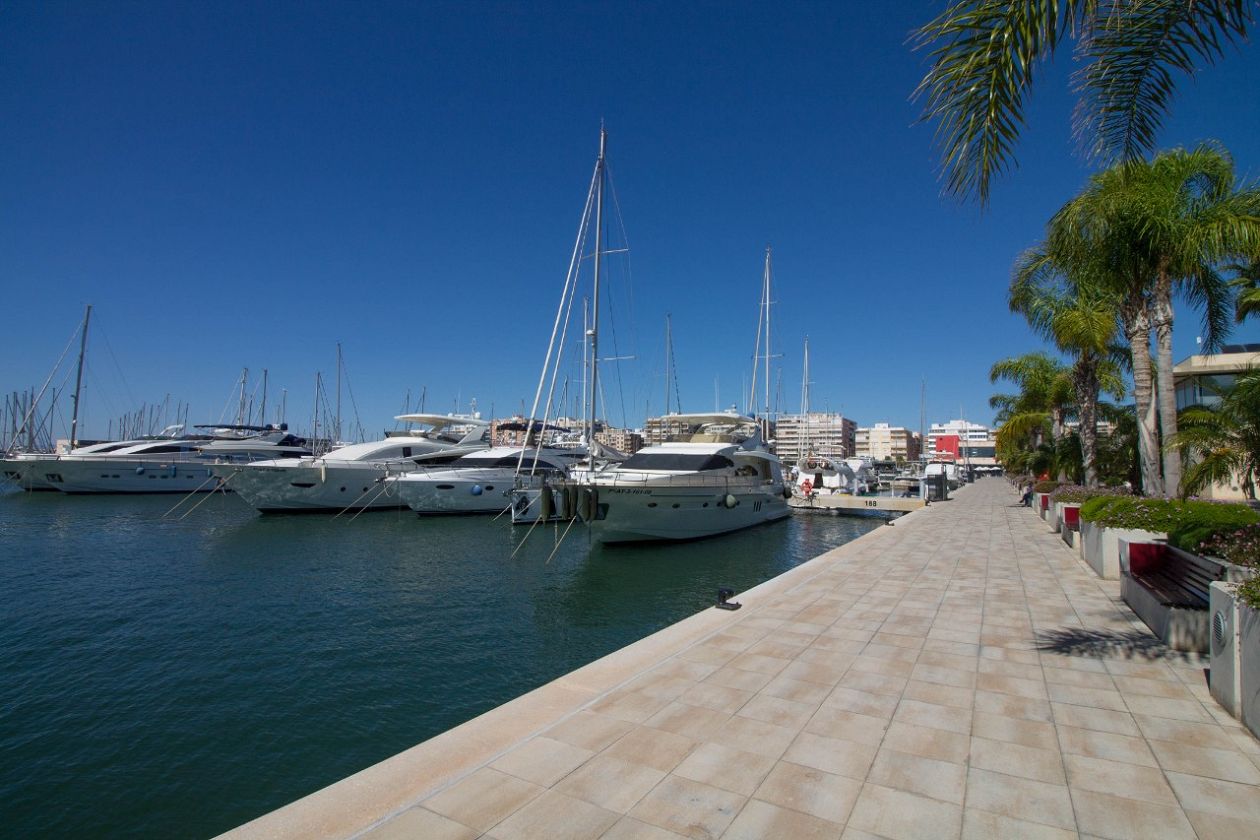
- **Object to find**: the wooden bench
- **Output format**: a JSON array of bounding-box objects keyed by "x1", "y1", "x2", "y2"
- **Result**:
[{"x1": 1122, "y1": 544, "x2": 1227, "y2": 652}]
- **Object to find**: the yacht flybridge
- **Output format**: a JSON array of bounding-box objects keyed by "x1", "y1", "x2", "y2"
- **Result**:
[
  {"x1": 216, "y1": 413, "x2": 489, "y2": 512},
  {"x1": 570, "y1": 412, "x2": 790, "y2": 544}
]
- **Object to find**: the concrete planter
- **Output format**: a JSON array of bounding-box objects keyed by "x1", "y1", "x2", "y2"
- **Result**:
[
  {"x1": 1035, "y1": 492, "x2": 1052, "y2": 521},
  {"x1": 1082, "y1": 524, "x2": 1166, "y2": 580},
  {"x1": 1210, "y1": 581, "x2": 1245, "y2": 719},
  {"x1": 1057, "y1": 503, "x2": 1081, "y2": 544},
  {"x1": 1242, "y1": 599, "x2": 1260, "y2": 739}
]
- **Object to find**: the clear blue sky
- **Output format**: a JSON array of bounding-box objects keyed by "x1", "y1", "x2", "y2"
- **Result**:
[{"x1": 3, "y1": 1, "x2": 1258, "y2": 440}]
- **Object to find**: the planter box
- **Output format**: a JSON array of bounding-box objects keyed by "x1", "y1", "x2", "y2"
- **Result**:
[
  {"x1": 1082, "y1": 525, "x2": 1165, "y2": 580},
  {"x1": 1242, "y1": 599, "x2": 1260, "y2": 739},
  {"x1": 1057, "y1": 503, "x2": 1081, "y2": 545},
  {"x1": 1210, "y1": 581, "x2": 1244, "y2": 719},
  {"x1": 1035, "y1": 492, "x2": 1051, "y2": 520}
]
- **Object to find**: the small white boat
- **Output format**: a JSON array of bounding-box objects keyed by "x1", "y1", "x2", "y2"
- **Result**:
[
  {"x1": 218, "y1": 414, "x2": 489, "y2": 512},
  {"x1": 574, "y1": 413, "x2": 790, "y2": 544}
]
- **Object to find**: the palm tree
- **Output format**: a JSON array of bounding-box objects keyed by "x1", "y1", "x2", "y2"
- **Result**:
[
  {"x1": 1230, "y1": 256, "x2": 1260, "y2": 322},
  {"x1": 1054, "y1": 144, "x2": 1259, "y2": 494},
  {"x1": 1167, "y1": 369, "x2": 1260, "y2": 499},
  {"x1": 990, "y1": 352, "x2": 1076, "y2": 478},
  {"x1": 1011, "y1": 246, "x2": 1127, "y2": 487},
  {"x1": 913, "y1": 1, "x2": 1253, "y2": 204}
]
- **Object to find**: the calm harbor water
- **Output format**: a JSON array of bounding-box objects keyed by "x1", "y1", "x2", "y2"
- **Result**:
[{"x1": 0, "y1": 489, "x2": 880, "y2": 839}]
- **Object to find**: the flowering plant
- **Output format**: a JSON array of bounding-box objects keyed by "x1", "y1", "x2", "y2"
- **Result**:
[
  {"x1": 1049, "y1": 485, "x2": 1130, "y2": 505},
  {"x1": 1197, "y1": 525, "x2": 1260, "y2": 609}
]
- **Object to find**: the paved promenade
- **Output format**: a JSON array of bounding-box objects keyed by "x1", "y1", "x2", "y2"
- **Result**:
[{"x1": 229, "y1": 479, "x2": 1260, "y2": 840}]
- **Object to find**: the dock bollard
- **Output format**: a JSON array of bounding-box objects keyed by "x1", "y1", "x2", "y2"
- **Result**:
[{"x1": 716, "y1": 587, "x2": 741, "y2": 611}]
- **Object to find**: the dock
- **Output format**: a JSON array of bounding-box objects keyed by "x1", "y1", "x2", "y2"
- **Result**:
[
  {"x1": 223, "y1": 479, "x2": 1260, "y2": 839},
  {"x1": 788, "y1": 493, "x2": 927, "y2": 515}
]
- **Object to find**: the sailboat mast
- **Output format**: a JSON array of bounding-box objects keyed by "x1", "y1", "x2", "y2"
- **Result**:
[
  {"x1": 68, "y1": 304, "x2": 92, "y2": 450},
  {"x1": 259, "y1": 369, "x2": 268, "y2": 427},
  {"x1": 335, "y1": 343, "x2": 342, "y2": 443},
  {"x1": 586, "y1": 126, "x2": 606, "y2": 446},
  {"x1": 236, "y1": 368, "x2": 248, "y2": 426},
  {"x1": 664, "y1": 314, "x2": 672, "y2": 415},
  {"x1": 763, "y1": 247, "x2": 772, "y2": 440}
]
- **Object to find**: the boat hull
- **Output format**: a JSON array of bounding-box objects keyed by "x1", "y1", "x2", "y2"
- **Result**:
[
  {"x1": 393, "y1": 470, "x2": 515, "y2": 515},
  {"x1": 1, "y1": 455, "x2": 62, "y2": 491},
  {"x1": 589, "y1": 483, "x2": 790, "y2": 544},
  {"x1": 220, "y1": 462, "x2": 412, "y2": 512},
  {"x1": 38, "y1": 457, "x2": 221, "y2": 494}
]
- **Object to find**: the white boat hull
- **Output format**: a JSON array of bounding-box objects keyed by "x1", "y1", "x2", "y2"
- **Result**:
[
  {"x1": 38, "y1": 457, "x2": 220, "y2": 494},
  {"x1": 589, "y1": 482, "x2": 790, "y2": 544},
  {"x1": 393, "y1": 470, "x2": 515, "y2": 515},
  {"x1": 1, "y1": 455, "x2": 62, "y2": 491},
  {"x1": 220, "y1": 462, "x2": 412, "y2": 512}
]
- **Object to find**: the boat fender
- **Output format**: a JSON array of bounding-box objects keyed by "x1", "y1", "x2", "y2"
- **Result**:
[
  {"x1": 470, "y1": 484, "x2": 483, "y2": 496},
  {"x1": 723, "y1": 493, "x2": 738, "y2": 509},
  {"x1": 563, "y1": 485, "x2": 577, "y2": 519},
  {"x1": 513, "y1": 494, "x2": 529, "y2": 516},
  {"x1": 539, "y1": 485, "x2": 554, "y2": 521},
  {"x1": 577, "y1": 486, "x2": 597, "y2": 522},
  {"x1": 135, "y1": 466, "x2": 145, "y2": 475},
  {"x1": 782, "y1": 486, "x2": 792, "y2": 500}
]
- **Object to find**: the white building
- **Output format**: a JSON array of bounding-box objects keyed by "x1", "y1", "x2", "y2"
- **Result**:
[
  {"x1": 855, "y1": 423, "x2": 921, "y2": 462},
  {"x1": 774, "y1": 413, "x2": 856, "y2": 462}
]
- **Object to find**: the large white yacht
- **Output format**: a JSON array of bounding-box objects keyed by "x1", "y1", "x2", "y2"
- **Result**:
[
  {"x1": 31, "y1": 425, "x2": 310, "y2": 494},
  {"x1": 389, "y1": 444, "x2": 587, "y2": 516},
  {"x1": 218, "y1": 414, "x2": 489, "y2": 512},
  {"x1": 574, "y1": 413, "x2": 790, "y2": 544}
]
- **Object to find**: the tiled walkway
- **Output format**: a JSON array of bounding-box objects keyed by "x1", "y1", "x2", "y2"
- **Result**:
[{"x1": 248, "y1": 480, "x2": 1260, "y2": 839}]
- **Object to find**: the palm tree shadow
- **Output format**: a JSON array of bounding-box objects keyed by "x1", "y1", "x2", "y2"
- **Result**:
[{"x1": 1034, "y1": 627, "x2": 1198, "y2": 664}]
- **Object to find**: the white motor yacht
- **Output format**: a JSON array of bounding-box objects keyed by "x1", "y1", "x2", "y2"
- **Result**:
[
  {"x1": 572, "y1": 413, "x2": 790, "y2": 544},
  {"x1": 390, "y1": 445, "x2": 587, "y2": 516},
  {"x1": 35, "y1": 425, "x2": 310, "y2": 494},
  {"x1": 218, "y1": 414, "x2": 489, "y2": 512}
]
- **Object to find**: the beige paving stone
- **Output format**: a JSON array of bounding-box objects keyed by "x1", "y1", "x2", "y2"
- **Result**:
[
  {"x1": 1069, "y1": 788, "x2": 1197, "y2": 840},
  {"x1": 603, "y1": 726, "x2": 697, "y2": 773},
  {"x1": 674, "y1": 644, "x2": 739, "y2": 669},
  {"x1": 554, "y1": 754, "x2": 666, "y2": 814},
  {"x1": 783, "y1": 730, "x2": 879, "y2": 780},
  {"x1": 964, "y1": 767, "x2": 1074, "y2": 831},
  {"x1": 837, "y1": 668, "x2": 908, "y2": 697},
  {"x1": 1148, "y1": 737, "x2": 1260, "y2": 784},
  {"x1": 591, "y1": 689, "x2": 674, "y2": 724},
  {"x1": 706, "y1": 713, "x2": 798, "y2": 760},
  {"x1": 847, "y1": 782, "x2": 964, "y2": 840},
  {"x1": 867, "y1": 747, "x2": 967, "y2": 804},
  {"x1": 910, "y1": 663, "x2": 978, "y2": 689},
  {"x1": 626, "y1": 775, "x2": 745, "y2": 840},
  {"x1": 1063, "y1": 753, "x2": 1178, "y2": 806},
  {"x1": 880, "y1": 720, "x2": 971, "y2": 764},
  {"x1": 972, "y1": 689, "x2": 1052, "y2": 723},
  {"x1": 1121, "y1": 693, "x2": 1214, "y2": 723},
  {"x1": 1130, "y1": 713, "x2": 1237, "y2": 750},
  {"x1": 422, "y1": 768, "x2": 545, "y2": 833},
  {"x1": 1041, "y1": 665, "x2": 1116, "y2": 689},
  {"x1": 914, "y1": 650, "x2": 979, "y2": 673},
  {"x1": 821, "y1": 685, "x2": 900, "y2": 719},
  {"x1": 599, "y1": 816, "x2": 689, "y2": 839},
  {"x1": 753, "y1": 759, "x2": 863, "y2": 823},
  {"x1": 359, "y1": 807, "x2": 477, "y2": 840},
  {"x1": 779, "y1": 658, "x2": 852, "y2": 686},
  {"x1": 1050, "y1": 701, "x2": 1140, "y2": 736},
  {"x1": 727, "y1": 652, "x2": 792, "y2": 677},
  {"x1": 804, "y1": 706, "x2": 890, "y2": 746},
  {"x1": 1056, "y1": 723, "x2": 1156, "y2": 767},
  {"x1": 759, "y1": 673, "x2": 832, "y2": 705},
  {"x1": 1046, "y1": 682, "x2": 1127, "y2": 711},
  {"x1": 745, "y1": 639, "x2": 807, "y2": 660},
  {"x1": 902, "y1": 679, "x2": 974, "y2": 710},
  {"x1": 1183, "y1": 807, "x2": 1260, "y2": 839},
  {"x1": 676, "y1": 681, "x2": 755, "y2": 715},
  {"x1": 486, "y1": 789, "x2": 620, "y2": 840},
  {"x1": 848, "y1": 654, "x2": 916, "y2": 678},
  {"x1": 970, "y1": 710, "x2": 1056, "y2": 751},
  {"x1": 1112, "y1": 674, "x2": 1199, "y2": 699},
  {"x1": 721, "y1": 798, "x2": 844, "y2": 840},
  {"x1": 1164, "y1": 770, "x2": 1260, "y2": 822},
  {"x1": 703, "y1": 665, "x2": 773, "y2": 693},
  {"x1": 892, "y1": 697, "x2": 972, "y2": 734},
  {"x1": 545, "y1": 712, "x2": 637, "y2": 752},
  {"x1": 959, "y1": 809, "x2": 1076, "y2": 840},
  {"x1": 735, "y1": 692, "x2": 817, "y2": 729},
  {"x1": 643, "y1": 702, "x2": 729, "y2": 741},
  {"x1": 670, "y1": 743, "x2": 776, "y2": 796},
  {"x1": 490, "y1": 736, "x2": 596, "y2": 787},
  {"x1": 968, "y1": 736, "x2": 1064, "y2": 785}
]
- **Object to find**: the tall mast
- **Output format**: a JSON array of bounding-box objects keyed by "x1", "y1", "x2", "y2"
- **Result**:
[
  {"x1": 335, "y1": 343, "x2": 342, "y2": 443},
  {"x1": 586, "y1": 126, "x2": 606, "y2": 446},
  {"x1": 259, "y1": 369, "x2": 268, "y2": 427},
  {"x1": 664, "y1": 314, "x2": 672, "y2": 415},
  {"x1": 236, "y1": 368, "x2": 248, "y2": 426},
  {"x1": 68, "y1": 304, "x2": 92, "y2": 449},
  {"x1": 762, "y1": 247, "x2": 772, "y2": 439}
]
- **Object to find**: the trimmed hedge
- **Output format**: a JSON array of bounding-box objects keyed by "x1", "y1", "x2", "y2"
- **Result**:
[
  {"x1": 1049, "y1": 485, "x2": 1130, "y2": 505},
  {"x1": 1032, "y1": 480, "x2": 1060, "y2": 494},
  {"x1": 1079, "y1": 497, "x2": 1260, "y2": 550}
]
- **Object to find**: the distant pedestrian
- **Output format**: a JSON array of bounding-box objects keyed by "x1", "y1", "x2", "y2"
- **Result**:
[{"x1": 1021, "y1": 485, "x2": 1034, "y2": 507}]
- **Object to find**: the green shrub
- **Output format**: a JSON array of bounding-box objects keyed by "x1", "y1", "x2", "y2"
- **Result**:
[
  {"x1": 1032, "y1": 480, "x2": 1060, "y2": 494},
  {"x1": 1079, "y1": 496, "x2": 1260, "y2": 544},
  {"x1": 1239, "y1": 576, "x2": 1260, "y2": 610},
  {"x1": 1049, "y1": 485, "x2": 1130, "y2": 505}
]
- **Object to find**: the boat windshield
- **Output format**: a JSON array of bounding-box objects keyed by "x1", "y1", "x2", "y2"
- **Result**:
[{"x1": 619, "y1": 453, "x2": 734, "y2": 472}]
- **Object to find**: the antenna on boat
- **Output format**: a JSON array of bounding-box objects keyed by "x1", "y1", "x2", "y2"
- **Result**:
[{"x1": 69, "y1": 304, "x2": 92, "y2": 450}]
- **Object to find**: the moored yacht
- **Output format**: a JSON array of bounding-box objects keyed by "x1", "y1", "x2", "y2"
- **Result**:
[
  {"x1": 36, "y1": 425, "x2": 310, "y2": 494},
  {"x1": 572, "y1": 413, "x2": 790, "y2": 544},
  {"x1": 390, "y1": 444, "x2": 587, "y2": 516},
  {"x1": 218, "y1": 414, "x2": 489, "y2": 512}
]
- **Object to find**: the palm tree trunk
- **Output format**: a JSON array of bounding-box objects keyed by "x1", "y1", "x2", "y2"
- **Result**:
[
  {"x1": 1125, "y1": 296, "x2": 1163, "y2": 495},
  {"x1": 1153, "y1": 271, "x2": 1181, "y2": 495},
  {"x1": 1052, "y1": 407, "x2": 1067, "y2": 482},
  {"x1": 1075, "y1": 360, "x2": 1100, "y2": 489}
]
